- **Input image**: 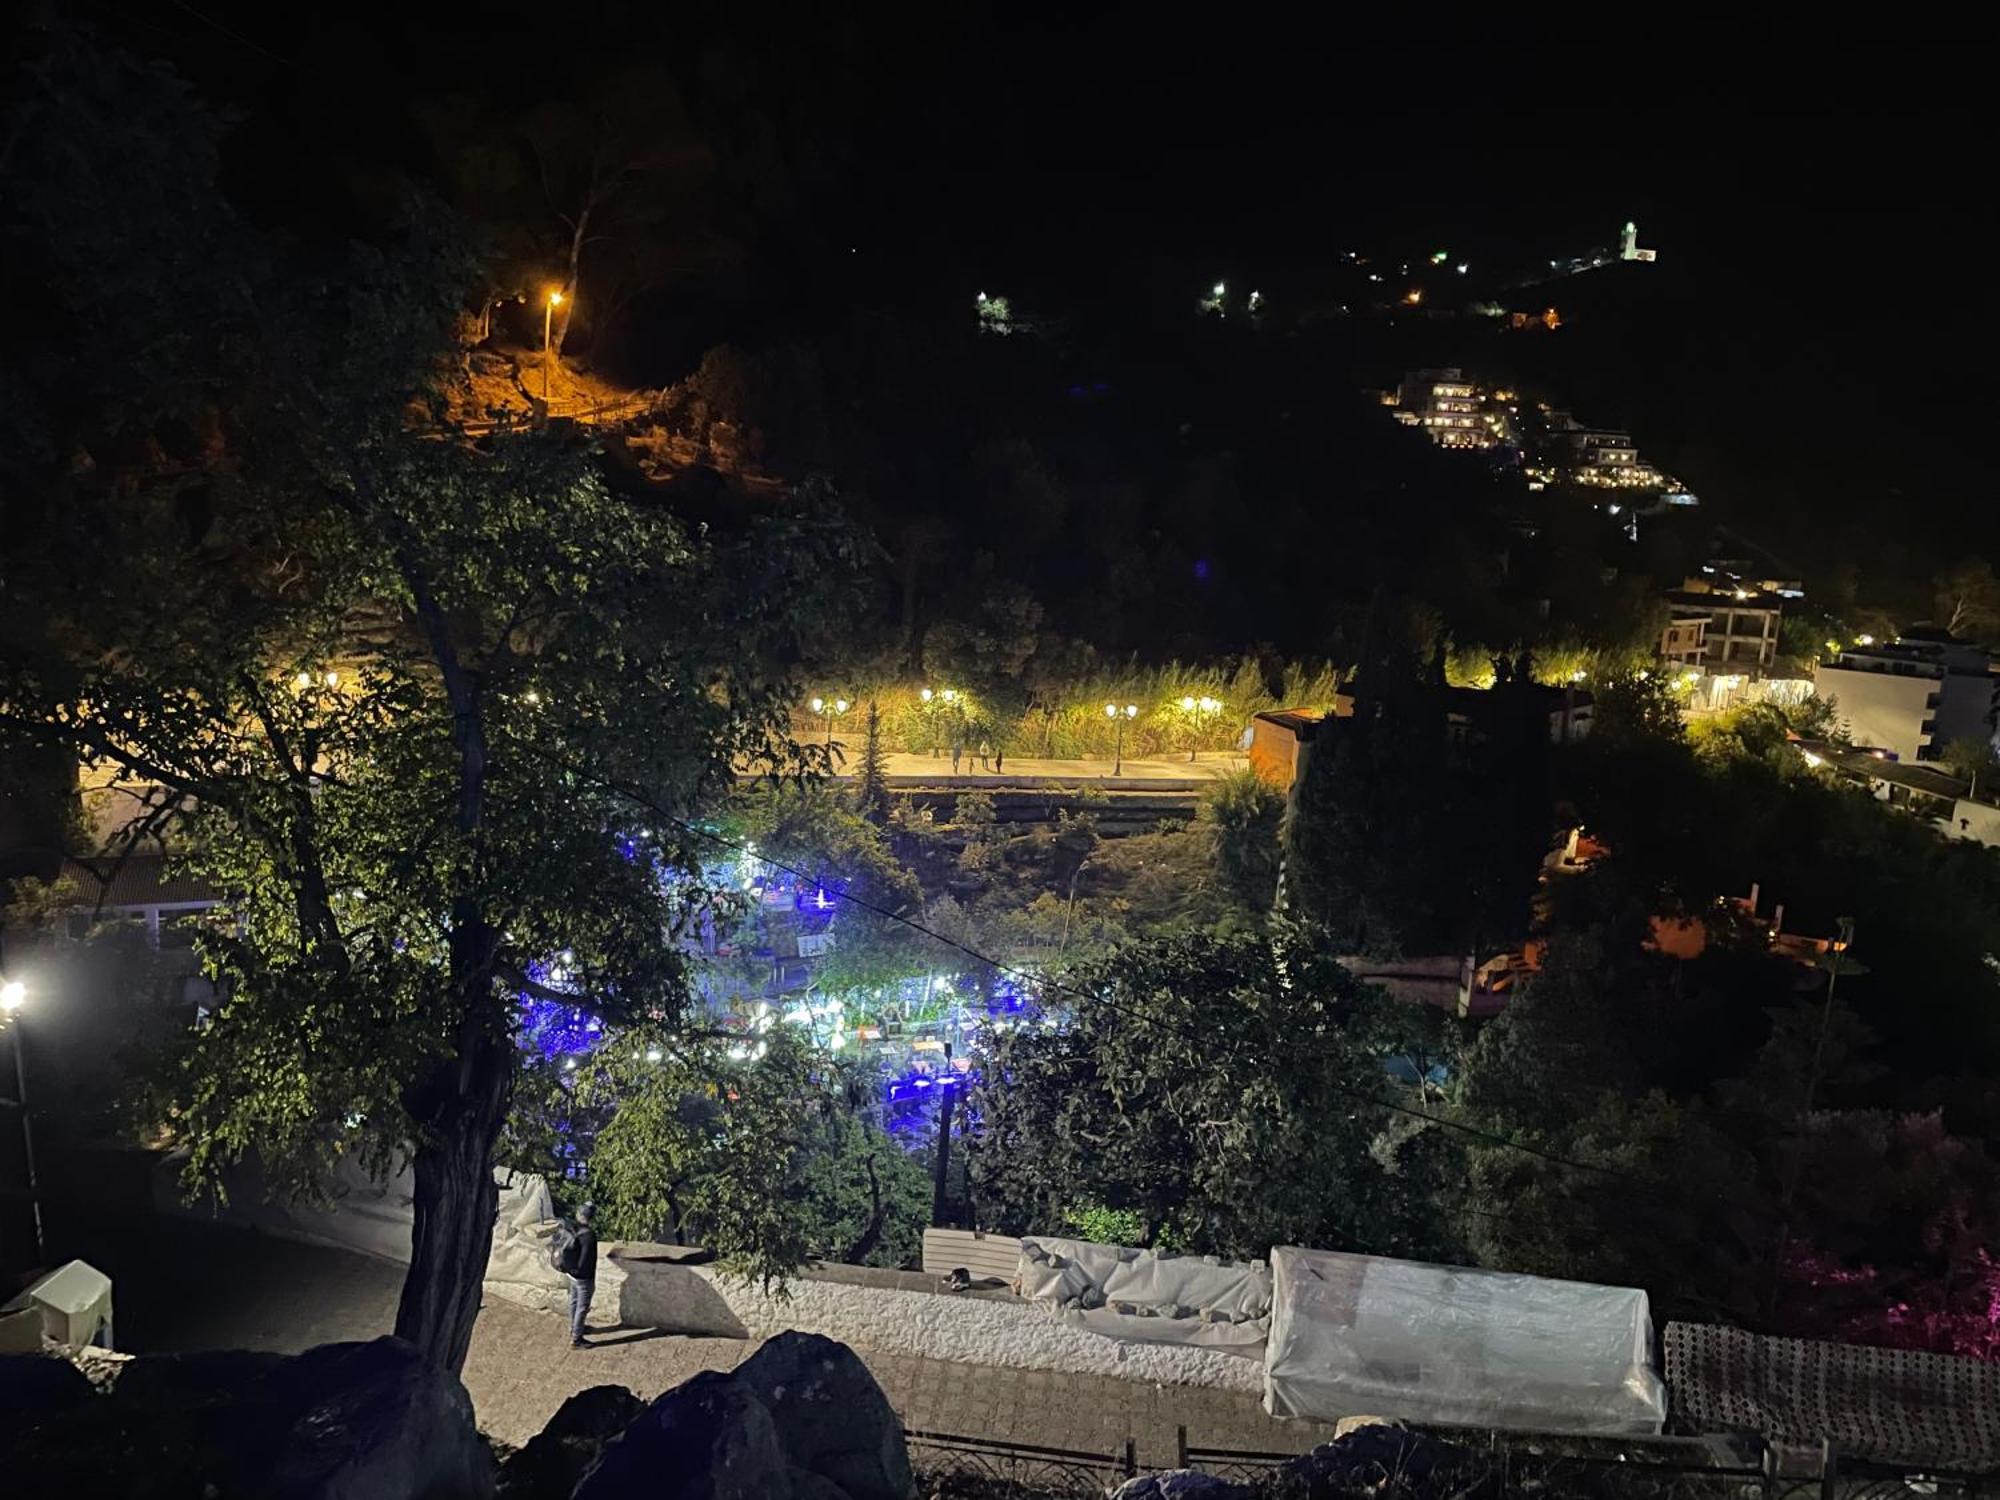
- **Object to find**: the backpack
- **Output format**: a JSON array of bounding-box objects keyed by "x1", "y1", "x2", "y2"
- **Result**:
[{"x1": 550, "y1": 1223, "x2": 585, "y2": 1276}]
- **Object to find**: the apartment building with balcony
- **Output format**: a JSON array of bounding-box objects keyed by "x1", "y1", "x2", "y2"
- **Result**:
[
  {"x1": 1814, "y1": 633, "x2": 2000, "y2": 763},
  {"x1": 1667, "y1": 577, "x2": 1784, "y2": 672}
]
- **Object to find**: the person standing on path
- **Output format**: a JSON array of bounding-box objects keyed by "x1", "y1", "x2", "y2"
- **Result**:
[
  {"x1": 557, "y1": 1202, "x2": 599, "y2": 1348},
  {"x1": 950, "y1": 736, "x2": 963, "y2": 775}
]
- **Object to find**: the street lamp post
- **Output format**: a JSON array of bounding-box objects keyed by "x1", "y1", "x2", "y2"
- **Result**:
[
  {"x1": 810, "y1": 696, "x2": 850, "y2": 750},
  {"x1": 1104, "y1": 702, "x2": 1137, "y2": 776},
  {"x1": 542, "y1": 288, "x2": 565, "y2": 401},
  {"x1": 1178, "y1": 694, "x2": 1223, "y2": 762},
  {"x1": 0, "y1": 978, "x2": 43, "y2": 1264}
]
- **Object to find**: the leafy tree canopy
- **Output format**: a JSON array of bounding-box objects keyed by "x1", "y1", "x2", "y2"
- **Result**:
[
  {"x1": 0, "y1": 24, "x2": 868, "y2": 1370},
  {"x1": 969, "y1": 927, "x2": 1455, "y2": 1262}
]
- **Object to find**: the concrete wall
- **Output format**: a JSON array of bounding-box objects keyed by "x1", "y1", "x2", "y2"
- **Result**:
[
  {"x1": 611, "y1": 1252, "x2": 1263, "y2": 1395},
  {"x1": 1815, "y1": 667, "x2": 1938, "y2": 762},
  {"x1": 1943, "y1": 798, "x2": 2000, "y2": 849},
  {"x1": 1820, "y1": 665, "x2": 1997, "y2": 763}
]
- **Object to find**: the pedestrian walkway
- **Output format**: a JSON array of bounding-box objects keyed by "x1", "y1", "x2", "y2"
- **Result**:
[
  {"x1": 52, "y1": 1164, "x2": 1335, "y2": 1468},
  {"x1": 460, "y1": 1297, "x2": 1340, "y2": 1466},
  {"x1": 862, "y1": 751, "x2": 1247, "y2": 784}
]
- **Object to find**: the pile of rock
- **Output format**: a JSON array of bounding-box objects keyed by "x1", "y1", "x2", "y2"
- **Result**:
[
  {"x1": 1, "y1": 1328, "x2": 915, "y2": 1500},
  {"x1": 502, "y1": 1331, "x2": 914, "y2": 1500},
  {"x1": 1, "y1": 1336, "x2": 492, "y2": 1499}
]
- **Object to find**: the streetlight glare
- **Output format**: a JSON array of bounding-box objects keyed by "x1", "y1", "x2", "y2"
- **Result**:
[
  {"x1": 0, "y1": 980, "x2": 23, "y2": 1012},
  {"x1": 1104, "y1": 703, "x2": 1118, "y2": 718},
  {"x1": 835, "y1": 699, "x2": 849, "y2": 714},
  {"x1": 548, "y1": 288, "x2": 564, "y2": 306},
  {"x1": 920, "y1": 688, "x2": 933, "y2": 702},
  {"x1": 811, "y1": 696, "x2": 824, "y2": 713},
  {"x1": 1181, "y1": 695, "x2": 1196, "y2": 711}
]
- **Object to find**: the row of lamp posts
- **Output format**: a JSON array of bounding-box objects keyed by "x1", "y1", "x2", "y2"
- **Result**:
[{"x1": 811, "y1": 688, "x2": 1227, "y2": 775}]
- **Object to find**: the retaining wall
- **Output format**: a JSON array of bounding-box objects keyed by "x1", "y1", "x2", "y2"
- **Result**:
[{"x1": 610, "y1": 1250, "x2": 1263, "y2": 1394}]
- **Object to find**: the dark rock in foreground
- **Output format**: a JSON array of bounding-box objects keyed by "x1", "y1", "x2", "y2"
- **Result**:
[
  {"x1": 1111, "y1": 1471, "x2": 1257, "y2": 1499},
  {"x1": 8, "y1": 1335, "x2": 492, "y2": 1500},
  {"x1": 0, "y1": 1351, "x2": 96, "y2": 1437},
  {"x1": 263, "y1": 1337, "x2": 494, "y2": 1499},
  {"x1": 736, "y1": 1330, "x2": 916, "y2": 1500},
  {"x1": 573, "y1": 1368, "x2": 793, "y2": 1500},
  {"x1": 496, "y1": 1383, "x2": 645, "y2": 1499}
]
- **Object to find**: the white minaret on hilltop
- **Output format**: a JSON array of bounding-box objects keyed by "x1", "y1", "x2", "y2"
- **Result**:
[{"x1": 1620, "y1": 220, "x2": 1657, "y2": 263}]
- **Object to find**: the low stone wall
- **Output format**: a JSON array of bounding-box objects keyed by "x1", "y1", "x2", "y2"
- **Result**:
[{"x1": 610, "y1": 1249, "x2": 1263, "y2": 1395}]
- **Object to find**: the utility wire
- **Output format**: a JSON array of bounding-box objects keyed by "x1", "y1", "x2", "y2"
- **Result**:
[{"x1": 526, "y1": 741, "x2": 1623, "y2": 1181}]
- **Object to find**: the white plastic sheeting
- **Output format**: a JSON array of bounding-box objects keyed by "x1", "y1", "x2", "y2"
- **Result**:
[
  {"x1": 154, "y1": 1152, "x2": 622, "y2": 1326},
  {"x1": 1263, "y1": 1246, "x2": 1667, "y2": 1435},
  {"x1": 1017, "y1": 1236, "x2": 1271, "y2": 1353}
]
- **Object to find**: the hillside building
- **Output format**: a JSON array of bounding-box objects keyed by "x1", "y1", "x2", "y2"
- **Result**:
[{"x1": 1813, "y1": 634, "x2": 2000, "y2": 764}]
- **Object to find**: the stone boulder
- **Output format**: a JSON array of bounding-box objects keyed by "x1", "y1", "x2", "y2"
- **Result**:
[
  {"x1": 495, "y1": 1384, "x2": 644, "y2": 1499},
  {"x1": 109, "y1": 1348, "x2": 284, "y2": 1413},
  {"x1": 734, "y1": 1331, "x2": 913, "y2": 1500},
  {"x1": 1110, "y1": 1471, "x2": 1257, "y2": 1500},
  {"x1": 1266, "y1": 1426, "x2": 1500, "y2": 1500},
  {"x1": 0, "y1": 1352, "x2": 96, "y2": 1437},
  {"x1": 262, "y1": 1337, "x2": 494, "y2": 1500},
  {"x1": 8, "y1": 1337, "x2": 490, "y2": 1498},
  {"x1": 573, "y1": 1369, "x2": 793, "y2": 1500}
]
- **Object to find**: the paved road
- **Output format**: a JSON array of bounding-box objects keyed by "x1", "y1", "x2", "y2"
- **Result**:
[
  {"x1": 861, "y1": 752, "x2": 1247, "y2": 783},
  {"x1": 43, "y1": 1184, "x2": 1335, "y2": 1466}
]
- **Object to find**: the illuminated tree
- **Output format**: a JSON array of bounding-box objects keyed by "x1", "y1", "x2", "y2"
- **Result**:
[{"x1": 0, "y1": 30, "x2": 863, "y2": 1371}]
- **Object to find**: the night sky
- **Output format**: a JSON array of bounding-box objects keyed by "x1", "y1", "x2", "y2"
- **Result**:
[{"x1": 71, "y1": 4, "x2": 1996, "y2": 585}]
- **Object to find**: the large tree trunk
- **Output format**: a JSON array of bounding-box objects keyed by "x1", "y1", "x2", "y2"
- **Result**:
[{"x1": 394, "y1": 1030, "x2": 511, "y2": 1372}]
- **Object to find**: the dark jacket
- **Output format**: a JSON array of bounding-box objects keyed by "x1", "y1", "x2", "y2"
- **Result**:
[{"x1": 567, "y1": 1224, "x2": 599, "y2": 1282}]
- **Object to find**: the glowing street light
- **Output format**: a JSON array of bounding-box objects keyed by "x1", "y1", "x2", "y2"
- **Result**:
[
  {"x1": 0, "y1": 975, "x2": 43, "y2": 1260},
  {"x1": 1104, "y1": 702, "x2": 1138, "y2": 776},
  {"x1": 1177, "y1": 694, "x2": 1223, "y2": 760},
  {"x1": 810, "y1": 695, "x2": 850, "y2": 749},
  {"x1": 542, "y1": 287, "x2": 565, "y2": 401}
]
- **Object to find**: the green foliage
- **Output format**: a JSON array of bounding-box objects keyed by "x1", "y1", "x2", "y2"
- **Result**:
[
  {"x1": 1284, "y1": 660, "x2": 1548, "y2": 957},
  {"x1": 1060, "y1": 1202, "x2": 1153, "y2": 1249},
  {"x1": 580, "y1": 1029, "x2": 928, "y2": 1281},
  {"x1": 854, "y1": 700, "x2": 892, "y2": 823},
  {"x1": 1451, "y1": 858, "x2": 2000, "y2": 1340},
  {"x1": 1935, "y1": 557, "x2": 2000, "y2": 644},
  {"x1": 1201, "y1": 771, "x2": 1285, "y2": 914},
  {"x1": 1939, "y1": 735, "x2": 2000, "y2": 786},
  {"x1": 969, "y1": 927, "x2": 1456, "y2": 1261},
  {"x1": 1589, "y1": 672, "x2": 1687, "y2": 749},
  {"x1": 0, "y1": 26, "x2": 869, "y2": 1367}
]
